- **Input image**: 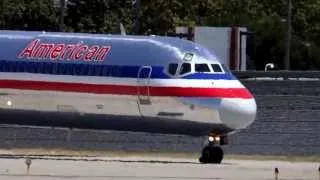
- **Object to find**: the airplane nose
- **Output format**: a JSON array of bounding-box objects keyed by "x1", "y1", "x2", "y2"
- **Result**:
[{"x1": 219, "y1": 97, "x2": 257, "y2": 130}]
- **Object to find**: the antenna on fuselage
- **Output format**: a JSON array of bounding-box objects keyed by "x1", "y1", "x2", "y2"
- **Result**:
[{"x1": 120, "y1": 23, "x2": 126, "y2": 36}]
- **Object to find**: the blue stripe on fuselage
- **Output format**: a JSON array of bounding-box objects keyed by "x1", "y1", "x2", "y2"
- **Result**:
[
  {"x1": 0, "y1": 60, "x2": 236, "y2": 80},
  {"x1": 183, "y1": 73, "x2": 235, "y2": 80}
]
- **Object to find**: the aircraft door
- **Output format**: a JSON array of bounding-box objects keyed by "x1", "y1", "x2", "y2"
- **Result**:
[{"x1": 137, "y1": 66, "x2": 152, "y2": 116}]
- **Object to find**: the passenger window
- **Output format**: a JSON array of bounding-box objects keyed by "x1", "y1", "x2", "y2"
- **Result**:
[
  {"x1": 195, "y1": 63, "x2": 210, "y2": 73},
  {"x1": 102, "y1": 65, "x2": 109, "y2": 76},
  {"x1": 93, "y1": 65, "x2": 102, "y2": 76},
  {"x1": 168, "y1": 63, "x2": 178, "y2": 76},
  {"x1": 211, "y1": 64, "x2": 223, "y2": 72},
  {"x1": 179, "y1": 63, "x2": 191, "y2": 75}
]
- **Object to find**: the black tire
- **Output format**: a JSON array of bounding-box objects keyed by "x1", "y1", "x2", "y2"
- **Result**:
[
  {"x1": 210, "y1": 146, "x2": 223, "y2": 163},
  {"x1": 199, "y1": 146, "x2": 211, "y2": 163},
  {"x1": 199, "y1": 145, "x2": 224, "y2": 164}
]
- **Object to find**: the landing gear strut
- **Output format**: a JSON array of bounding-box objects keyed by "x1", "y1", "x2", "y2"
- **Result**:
[{"x1": 199, "y1": 135, "x2": 227, "y2": 164}]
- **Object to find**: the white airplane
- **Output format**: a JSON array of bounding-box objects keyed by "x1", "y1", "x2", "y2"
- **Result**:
[{"x1": 0, "y1": 30, "x2": 257, "y2": 163}]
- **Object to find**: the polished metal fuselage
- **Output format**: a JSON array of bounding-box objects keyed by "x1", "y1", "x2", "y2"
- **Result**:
[{"x1": 0, "y1": 31, "x2": 257, "y2": 136}]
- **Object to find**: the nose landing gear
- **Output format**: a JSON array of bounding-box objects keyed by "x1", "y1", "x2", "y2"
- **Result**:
[
  {"x1": 199, "y1": 143, "x2": 223, "y2": 163},
  {"x1": 199, "y1": 135, "x2": 227, "y2": 164}
]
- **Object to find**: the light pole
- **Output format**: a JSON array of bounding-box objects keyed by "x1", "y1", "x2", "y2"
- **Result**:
[
  {"x1": 284, "y1": 0, "x2": 292, "y2": 70},
  {"x1": 132, "y1": 0, "x2": 140, "y2": 35},
  {"x1": 265, "y1": 63, "x2": 275, "y2": 72},
  {"x1": 59, "y1": 0, "x2": 66, "y2": 32},
  {"x1": 304, "y1": 42, "x2": 311, "y2": 69}
]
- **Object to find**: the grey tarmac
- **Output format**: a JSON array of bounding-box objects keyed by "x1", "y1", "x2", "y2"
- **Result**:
[{"x1": 0, "y1": 156, "x2": 318, "y2": 180}]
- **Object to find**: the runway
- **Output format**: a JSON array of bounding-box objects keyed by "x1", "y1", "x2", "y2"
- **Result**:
[{"x1": 0, "y1": 156, "x2": 318, "y2": 180}]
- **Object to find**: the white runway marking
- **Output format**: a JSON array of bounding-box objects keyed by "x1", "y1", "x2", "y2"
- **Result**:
[{"x1": 0, "y1": 156, "x2": 318, "y2": 180}]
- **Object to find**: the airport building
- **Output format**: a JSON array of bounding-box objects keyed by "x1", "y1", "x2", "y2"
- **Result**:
[{"x1": 175, "y1": 26, "x2": 251, "y2": 71}]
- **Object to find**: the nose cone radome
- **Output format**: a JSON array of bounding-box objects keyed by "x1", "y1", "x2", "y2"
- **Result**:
[{"x1": 219, "y1": 98, "x2": 257, "y2": 130}]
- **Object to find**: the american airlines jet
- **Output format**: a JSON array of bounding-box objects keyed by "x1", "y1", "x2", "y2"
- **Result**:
[{"x1": 0, "y1": 30, "x2": 257, "y2": 163}]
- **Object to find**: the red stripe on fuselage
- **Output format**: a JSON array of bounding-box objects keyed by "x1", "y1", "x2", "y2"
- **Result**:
[{"x1": 0, "y1": 80, "x2": 253, "y2": 99}]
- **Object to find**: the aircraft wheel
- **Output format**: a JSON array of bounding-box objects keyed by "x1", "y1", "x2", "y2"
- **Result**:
[{"x1": 199, "y1": 144, "x2": 223, "y2": 164}]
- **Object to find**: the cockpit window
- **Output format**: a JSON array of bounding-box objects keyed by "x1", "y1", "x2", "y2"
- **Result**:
[
  {"x1": 221, "y1": 64, "x2": 231, "y2": 73},
  {"x1": 195, "y1": 63, "x2": 210, "y2": 73},
  {"x1": 179, "y1": 63, "x2": 191, "y2": 75},
  {"x1": 168, "y1": 63, "x2": 178, "y2": 76},
  {"x1": 211, "y1": 64, "x2": 223, "y2": 72}
]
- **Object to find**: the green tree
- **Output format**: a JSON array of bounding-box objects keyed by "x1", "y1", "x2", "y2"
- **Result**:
[
  {"x1": 0, "y1": 0, "x2": 319, "y2": 70},
  {"x1": 0, "y1": 0, "x2": 58, "y2": 31},
  {"x1": 65, "y1": 0, "x2": 133, "y2": 33}
]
